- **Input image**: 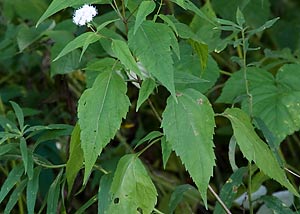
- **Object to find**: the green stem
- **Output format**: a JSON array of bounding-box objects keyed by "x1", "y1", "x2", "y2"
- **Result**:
[
  {"x1": 136, "y1": 138, "x2": 160, "y2": 157},
  {"x1": 153, "y1": 0, "x2": 163, "y2": 22},
  {"x1": 147, "y1": 98, "x2": 162, "y2": 123},
  {"x1": 248, "y1": 162, "x2": 253, "y2": 214},
  {"x1": 153, "y1": 208, "x2": 165, "y2": 214},
  {"x1": 208, "y1": 185, "x2": 232, "y2": 214}
]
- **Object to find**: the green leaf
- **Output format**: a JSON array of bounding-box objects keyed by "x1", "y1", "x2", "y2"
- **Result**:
[
  {"x1": 0, "y1": 143, "x2": 18, "y2": 156},
  {"x1": 135, "y1": 131, "x2": 163, "y2": 148},
  {"x1": 228, "y1": 136, "x2": 238, "y2": 172},
  {"x1": 0, "y1": 164, "x2": 24, "y2": 204},
  {"x1": 4, "y1": 179, "x2": 27, "y2": 214},
  {"x1": 128, "y1": 21, "x2": 176, "y2": 97},
  {"x1": 27, "y1": 167, "x2": 41, "y2": 214},
  {"x1": 107, "y1": 154, "x2": 157, "y2": 213},
  {"x1": 136, "y1": 78, "x2": 156, "y2": 111},
  {"x1": 111, "y1": 39, "x2": 141, "y2": 76},
  {"x1": 261, "y1": 195, "x2": 294, "y2": 214},
  {"x1": 75, "y1": 195, "x2": 98, "y2": 214},
  {"x1": 53, "y1": 32, "x2": 101, "y2": 61},
  {"x1": 46, "y1": 170, "x2": 63, "y2": 214},
  {"x1": 66, "y1": 123, "x2": 84, "y2": 194},
  {"x1": 236, "y1": 7, "x2": 245, "y2": 26},
  {"x1": 20, "y1": 137, "x2": 28, "y2": 173},
  {"x1": 189, "y1": 39, "x2": 208, "y2": 71},
  {"x1": 161, "y1": 136, "x2": 172, "y2": 169},
  {"x1": 162, "y1": 89, "x2": 216, "y2": 205},
  {"x1": 10, "y1": 101, "x2": 24, "y2": 130},
  {"x1": 217, "y1": 65, "x2": 300, "y2": 145},
  {"x1": 78, "y1": 71, "x2": 130, "y2": 184},
  {"x1": 168, "y1": 184, "x2": 195, "y2": 214},
  {"x1": 36, "y1": 0, "x2": 111, "y2": 27},
  {"x1": 134, "y1": 1, "x2": 156, "y2": 34},
  {"x1": 222, "y1": 108, "x2": 298, "y2": 196},
  {"x1": 213, "y1": 167, "x2": 247, "y2": 214},
  {"x1": 98, "y1": 173, "x2": 113, "y2": 214}
]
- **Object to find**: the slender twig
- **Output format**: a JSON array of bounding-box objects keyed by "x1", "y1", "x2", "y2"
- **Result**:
[
  {"x1": 208, "y1": 185, "x2": 232, "y2": 214},
  {"x1": 285, "y1": 167, "x2": 300, "y2": 179},
  {"x1": 153, "y1": 208, "x2": 165, "y2": 214},
  {"x1": 147, "y1": 98, "x2": 162, "y2": 122}
]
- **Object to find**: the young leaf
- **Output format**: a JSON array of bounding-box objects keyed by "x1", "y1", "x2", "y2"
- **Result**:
[
  {"x1": 107, "y1": 154, "x2": 157, "y2": 213},
  {"x1": 162, "y1": 88, "x2": 216, "y2": 205},
  {"x1": 136, "y1": 78, "x2": 156, "y2": 111},
  {"x1": 78, "y1": 71, "x2": 130, "y2": 183},
  {"x1": 27, "y1": 167, "x2": 41, "y2": 214},
  {"x1": 98, "y1": 173, "x2": 113, "y2": 214},
  {"x1": 53, "y1": 32, "x2": 101, "y2": 61},
  {"x1": 236, "y1": 7, "x2": 245, "y2": 26},
  {"x1": 4, "y1": 179, "x2": 27, "y2": 214},
  {"x1": 66, "y1": 123, "x2": 84, "y2": 194},
  {"x1": 46, "y1": 170, "x2": 63, "y2": 214},
  {"x1": 128, "y1": 21, "x2": 176, "y2": 97},
  {"x1": 0, "y1": 164, "x2": 24, "y2": 204},
  {"x1": 223, "y1": 108, "x2": 299, "y2": 196},
  {"x1": 111, "y1": 39, "x2": 141, "y2": 76},
  {"x1": 134, "y1": 1, "x2": 156, "y2": 34},
  {"x1": 10, "y1": 101, "x2": 24, "y2": 130}
]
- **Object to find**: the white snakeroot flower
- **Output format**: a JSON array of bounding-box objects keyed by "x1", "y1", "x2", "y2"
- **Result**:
[{"x1": 73, "y1": 4, "x2": 98, "y2": 26}]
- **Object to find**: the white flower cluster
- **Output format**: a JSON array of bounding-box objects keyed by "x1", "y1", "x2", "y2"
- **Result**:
[{"x1": 73, "y1": 4, "x2": 98, "y2": 26}]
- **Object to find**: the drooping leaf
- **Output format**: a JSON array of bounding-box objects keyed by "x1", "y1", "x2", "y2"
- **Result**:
[
  {"x1": 4, "y1": 179, "x2": 27, "y2": 214},
  {"x1": 27, "y1": 167, "x2": 41, "y2": 214},
  {"x1": 111, "y1": 39, "x2": 141, "y2": 76},
  {"x1": 66, "y1": 123, "x2": 84, "y2": 194},
  {"x1": 213, "y1": 167, "x2": 247, "y2": 214},
  {"x1": 53, "y1": 32, "x2": 101, "y2": 61},
  {"x1": 134, "y1": 1, "x2": 156, "y2": 34},
  {"x1": 46, "y1": 170, "x2": 63, "y2": 214},
  {"x1": 217, "y1": 65, "x2": 300, "y2": 145},
  {"x1": 222, "y1": 108, "x2": 298, "y2": 196},
  {"x1": 162, "y1": 88, "x2": 216, "y2": 205},
  {"x1": 136, "y1": 78, "x2": 156, "y2": 111},
  {"x1": 78, "y1": 71, "x2": 130, "y2": 183},
  {"x1": 0, "y1": 164, "x2": 24, "y2": 204},
  {"x1": 36, "y1": 0, "x2": 111, "y2": 27},
  {"x1": 98, "y1": 173, "x2": 113, "y2": 214},
  {"x1": 107, "y1": 154, "x2": 157, "y2": 213},
  {"x1": 128, "y1": 21, "x2": 176, "y2": 97}
]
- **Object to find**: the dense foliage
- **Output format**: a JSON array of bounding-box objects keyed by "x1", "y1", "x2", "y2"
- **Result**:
[{"x1": 1, "y1": 0, "x2": 300, "y2": 213}]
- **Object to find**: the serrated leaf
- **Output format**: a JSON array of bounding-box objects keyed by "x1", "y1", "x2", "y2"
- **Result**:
[
  {"x1": 161, "y1": 136, "x2": 172, "y2": 169},
  {"x1": 217, "y1": 65, "x2": 300, "y2": 145},
  {"x1": 0, "y1": 164, "x2": 24, "y2": 204},
  {"x1": 46, "y1": 170, "x2": 63, "y2": 214},
  {"x1": 98, "y1": 173, "x2": 113, "y2": 214},
  {"x1": 223, "y1": 108, "x2": 298, "y2": 196},
  {"x1": 4, "y1": 179, "x2": 27, "y2": 214},
  {"x1": 134, "y1": 1, "x2": 156, "y2": 34},
  {"x1": 111, "y1": 39, "x2": 141, "y2": 76},
  {"x1": 213, "y1": 167, "x2": 247, "y2": 214},
  {"x1": 66, "y1": 123, "x2": 84, "y2": 194},
  {"x1": 53, "y1": 32, "x2": 101, "y2": 61},
  {"x1": 107, "y1": 154, "x2": 157, "y2": 213},
  {"x1": 168, "y1": 184, "x2": 195, "y2": 214},
  {"x1": 36, "y1": 0, "x2": 111, "y2": 27},
  {"x1": 136, "y1": 78, "x2": 156, "y2": 111},
  {"x1": 78, "y1": 71, "x2": 130, "y2": 183},
  {"x1": 27, "y1": 167, "x2": 41, "y2": 214},
  {"x1": 10, "y1": 101, "x2": 24, "y2": 130},
  {"x1": 162, "y1": 89, "x2": 216, "y2": 205},
  {"x1": 128, "y1": 21, "x2": 176, "y2": 97}
]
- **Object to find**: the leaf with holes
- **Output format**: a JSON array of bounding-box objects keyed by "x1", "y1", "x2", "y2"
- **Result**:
[
  {"x1": 223, "y1": 108, "x2": 298, "y2": 196},
  {"x1": 217, "y1": 65, "x2": 300, "y2": 145},
  {"x1": 78, "y1": 71, "x2": 130, "y2": 183},
  {"x1": 162, "y1": 88, "x2": 216, "y2": 205},
  {"x1": 107, "y1": 154, "x2": 157, "y2": 213}
]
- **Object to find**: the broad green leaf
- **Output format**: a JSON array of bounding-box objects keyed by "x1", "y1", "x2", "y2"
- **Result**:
[
  {"x1": 4, "y1": 179, "x2": 27, "y2": 214},
  {"x1": 134, "y1": 1, "x2": 156, "y2": 34},
  {"x1": 189, "y1": 40, "x2": 208, "y2": 71},
  {"x1": 217, "y1": 65, "x2": 300, "y2": 145},
  {"x1": 20, "y1": 137, "x2": 28, "y2": 173},
  {"x1": 168, "y1": 184, "x2": 195, "y2": 214},
  {"x1": 46, "y1": 170, "x2": 63, "y2": 214},
  {"x1": 78, "y1": 71, "x2": 130, "y2": 183},
  {"x1": 223, "y1": 108, "x2": 298, "y2": 196},
  {"x1": 27, "y1": 167, "x2": 41, "y2": 214},
  {"x1": 260, "y1": 195, "x2": 294, "y2": 214},
  {"x1": 128, "y1": 21, "x2": 176, "y2": 97},
  {"x1": 134, "y1": 131, "x2": 163, "y2": 148},
  {"x1": 66, "y1": 123, "x2": 84, "y2": 194},
  {"x1": 98, "y1": 173, "x2": 113, "y2": 214},
  {"x1": 10, "y1": 101, "x2": 24, "y2": 130},
  {"x1": 111, "y1": 39, "x2": 141, "y2": 76},
  {"x1": 136, "y1": 78, "x2": 156, "y2": 111},
  {"x1": 161, "y1": 136, "x2": 172, "y2": 169},
  {"x1": 107, "y1": 154, "x2": 157, "y2": 213},
  {"x1": 0, "y1": 164, "x2": 24, "y2": 204},
  {"x1": 213, "y1": 167, "x2": 247, "y2": 214},
  {"x1": 162, "y1": 88, "x2": 216, "y2": 205},
  {"x1": 36, "y1": 0, "x2": 111, "y2": 27},
  {"x1": 53, "y1": 32, "x2": 101, "y2": 61}
]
